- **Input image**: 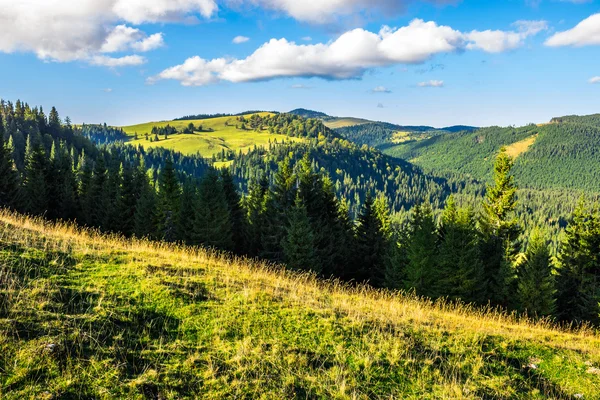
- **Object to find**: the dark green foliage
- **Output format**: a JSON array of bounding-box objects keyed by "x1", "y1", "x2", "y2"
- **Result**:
[
  {"x1": 283, "y1": 195, "x2": 320, "y2": 273},
  {"x1": 177, "y1": 179, "x2": 198, "y2": 245},
  {"x1": 436, "y1": 196, "x2": 484, "y2": 303},
  {"x1": 0, "y1": 115, "x2": 20, "y2": 208},
  {"x1": 352, "y1": 194, "x2": 388, "y2": 286},
  {"x1": 480, "y1": 149, "x2": 520, "y2": 307},
  {"x1": 517, "y1": 229, "x2": 556, "y2": 318},
  {"x1": 134, "y1": 169, "x2": 158, "y2": 239},
  {"x1": 556, "y1": 200, "x2": 600, "y2": 324},
  {"x1": 221, "y1": 169, "x2": 245, "y2": 253},
  {"x1": 23, "y1": 139, "x2": 49, "y2": 215},
  {"x1": 157, "y1": 158, "x2": 181, "y2": 242},
  {"x1": 193, "y1": 169, "x2": 233, "y2": 250},
  {"x1": 404, "y1": 203, "x2": 438, "y2": 297}
]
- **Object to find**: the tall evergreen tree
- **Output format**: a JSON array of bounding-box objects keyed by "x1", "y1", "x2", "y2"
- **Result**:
[
  {"x1": 556, "y1": 199, "x2": 600, "y2": 324},
  {"x1": 283, "y1": 195, "x2": 320, "y2": 273},
  {"x1": 87, "y1": 156, "x2": 109, "y2": 228},
  {"x1": 221, "y1": 169, "x2": 246, "y2": 253},
  {"x1": 193, "y1": 169, "x2": 233, "y2": 250},
  {"x1": 177, "y1": 178, "x2": 198, "y2": 244},
  {"x1": 404, "y1": 203, "x2": 438, "y2": 297},
  {"x1": 118, "y1": 162, "x2": 137, "y2": 236},
  {"x1": 244, "y1": 176, "x2": 268, "y2": 257},
  {"x1": 23, "y1": 139, "x2": 48, "y2": 215},
  {"x1": 481, "y1": 148, "x2": 521, "y2": 307},
  {"x1": 156, "y1": 157, "x2": 181, "y2": 241},
  {"x1": 436, "y1": 196, "x2": 484, "y2": 303},
  {"x1": 0, "y1": 115, "x2": 20, "y2": 209},
  {"x1": 352, "y1": 194, "x2": 387, "y2": 286},
  {"x1": 517, "y1": 229, "x2": 556, "y2": 318}
]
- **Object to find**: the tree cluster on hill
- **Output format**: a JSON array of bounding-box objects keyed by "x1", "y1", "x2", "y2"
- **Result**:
[
  {"x1": 2, "y1": 100, "x2": 600, "y2": 325},
  {"x1": 80, "y1": 123, "x2": 127, "y2": 144}
]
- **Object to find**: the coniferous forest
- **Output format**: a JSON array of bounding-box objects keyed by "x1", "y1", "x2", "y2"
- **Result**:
[{"x1": 2, "y1": 99, "x2": 600, "y2": 326}]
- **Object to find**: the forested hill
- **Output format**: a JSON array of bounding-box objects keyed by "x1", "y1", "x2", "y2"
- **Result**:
[
  {"x1": 550, "y1": 113, "x2": 600, "y2": 126},
  {"x1": 288, "y1": 108, "x2": 331, "y2": 120}
]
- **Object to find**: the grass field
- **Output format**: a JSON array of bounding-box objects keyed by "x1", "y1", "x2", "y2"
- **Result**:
[
  {"x1": 505, "y1": 135, "x2": 538, "y2": 159},
  {"x1": 121, "y1": 113, "x2": 304, "y2": 157},
  {"x1": 323, "y1": 117, "x2": 372, "y2": 129},
  {"x1": 2, "y1": 210, "x2": 600, "y2": 398}
]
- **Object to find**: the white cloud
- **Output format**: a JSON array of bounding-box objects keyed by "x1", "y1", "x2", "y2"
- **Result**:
[
  {"x1": 233, "y1": 36, "x2": 250, "y2": 44},
  {"x1": 418, "y1": 80, "x2": 444, "y2": 87},
  {"x1": 151, "y1": 19, "x2": 544, "y2": 86},
  {"x1": 91, "y1": 55, "x2": 147, "y2": 67},
  {"x1": 132, "y1": 33, "x2": 165, "y2": 52},
  {"x1": 238, "y1": 0, "x2": 457, "y2": 24},
  {"x1": 0, "y1": 0, "x2": 211, "y2": 64},
  {"x1": 545, "y1": 13, "x2": 600, "y2": 47},
  {"x1": 590, "y1": 77, "x2": 600, "y2": 84},
  {"x1": 372, "y1": 86, "x2": 392, "y2": 93},
  {"x1": 466, "y1": 20, "x2": 547, "y2": 53}
]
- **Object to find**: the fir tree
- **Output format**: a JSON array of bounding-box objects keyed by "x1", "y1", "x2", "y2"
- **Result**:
[
  {"x1": 177, "y1": 179, "x2": 197, "y2": 245},
  {"x1": 23, "y1": 139, "x2": 48, "y2": 215},
  {"x1": 0, "y1": 115, "x2": 20, "y2": 209},
  {"x1": 221, "y1": 169, "x2": 246, "y2": 253},
  {"x1": 404, "y1": 203, "x2": 438, "y2": 297},
  {"x1": 193, "y1": 169, "x2": 233, "y2": 250},
  {"x1": 283, "y1": 195, "x2": 320, "y2": 273},
  {"x1": 517, "y1": 229, "x2": 556, "y2": 318},
  {"x1": 353, "y1": 194, "x2": 387, "y2": 286},
  {"x1": 88, "y1": 156, "x2": 109, "y2": 228},
  {"x1": 243, "y1": 176, "x2": 268, "y2": 257},
  {"x1": 436, "y1": 196, "x2": 484, "y2": 302},
  {"x1": 556, "y1": 199, "x2": 600, "y2": 324},
  {"x1": 134, "y1": 180, "x2": 158, "y2": 239},
  {"x1": 481, "y1": 148, "x2": 521, "y2": 307},
  {"x1": 156, "y1": 157, "x2": 181, "y2": 241}
]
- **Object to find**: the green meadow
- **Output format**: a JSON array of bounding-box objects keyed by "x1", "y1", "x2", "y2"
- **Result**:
[{"x1": 121, "y1": 113, "x2": 304, "y2": 157}]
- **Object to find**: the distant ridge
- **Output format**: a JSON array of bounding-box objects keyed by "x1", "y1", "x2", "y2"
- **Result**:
[
  {"x1": 175, "y1": 110, "x2": 279, "y2": 121},
  {"x1": 288, "y1": 108, "x2": 332, "y2": 119}
]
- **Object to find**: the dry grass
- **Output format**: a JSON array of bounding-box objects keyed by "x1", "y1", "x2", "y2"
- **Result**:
[
  {"x1": 505, "y1": 135, "x2": 538, "y2": 159},
  {"x1": 1, "y1": 209, "x2": 600, "y2": 399}
]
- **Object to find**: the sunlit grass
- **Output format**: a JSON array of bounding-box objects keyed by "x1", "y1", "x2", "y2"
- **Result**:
[{"x1": 1, "y1": 209, "x2": 599, "y2": 399}]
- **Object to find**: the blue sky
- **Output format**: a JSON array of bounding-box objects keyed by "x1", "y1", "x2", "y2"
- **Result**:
[{"x1": 0, "y1": 0, "x2": 598, "y2": 127}]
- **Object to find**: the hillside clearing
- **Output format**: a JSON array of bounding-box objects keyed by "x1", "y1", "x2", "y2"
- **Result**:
[
  {"x1": 1, "y1": 210, "x2": 600, "y2": 399},
  {"x1": 121, "y1": 113, "x2": 303, "y2": 157},
  {"x1": 505, "y1": 135, "x2": 538, "y2": 159},
  {"x1": 324, "y1": 117, "x2": 371, "y2": 129}
]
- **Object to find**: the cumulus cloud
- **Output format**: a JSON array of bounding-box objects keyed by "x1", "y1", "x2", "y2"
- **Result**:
[
  {"x1": 151, "y1": 19, "x2": 545, "y2": 86},
  {"x1": 418, "y1": 80, "x2": 444, "y2": 87},
  {"x1": 0, "y1": 0, "x2": 210, "y2": 64},
  {"x1": 90, "y1": 55, "x2": 147, "y2": 67},
  {"x1": 545, "y1": 13, "x2": 600, "y2": 47},
  {"x1": 590, "y1": 77, "x2": 600, "y2": 84},
  {"x1": 372, "y1": 86, "x2": 392, "y2": 93},
  {"x1": 466, "y1": 20, "x2": 547, "y2": 53},
  {"x1": 233, "y1": 36, "x2": 250, "y2": 44}
]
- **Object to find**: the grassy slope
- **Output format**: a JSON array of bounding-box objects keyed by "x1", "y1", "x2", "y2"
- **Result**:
[
  {"x1": 2, "y1": 211, "x2": 600, "y2": 399},
  {"x1": 121, "y1": 113, "x2": 303, "y2": 157},
  {"x1": 324, "y1": 117, "x2": 372, "y2": 129}
]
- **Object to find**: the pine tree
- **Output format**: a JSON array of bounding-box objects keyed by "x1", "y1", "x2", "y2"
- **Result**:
[
  {"x1": 556, "y1": 199, "x2": 600, "y2": 324},
  {"x1": 283, "y1": 195, "x2": 320, "y2": 273},
  {"x1": 156, "y1": 157, "x2": 181, "y2": 241},
  {"x1": 77, "y1": 150, "x2": 94, "y2": 225},
  {"x1": 55, "y1": 142, "x2": 78, "y2": 220},
  {"x1": 352, "y1": 194, "x2": 387, "y2": 286},
  {"x1": 177, "y1": 179, "x2": 197, "y2": 244},
  {"x1": 134, "y1": 179, "x2": 158, "y2": 239},
  {"x1": 48, "y1": 106, "x2": 61, "y2": 137},
  {"x1": 23, "y1": 139, "x2": 48, "y2": 215},
  {"x1": 221, "y1": 169, "x2": 245, "y2": 253},
  {"x1": 517, "y1": 229, "x2": 556, "y2": 318},
  {"x1": 118, "y1": 162, "x2": 137, "y2": 236},
  {"x1": 243, "y1": 176, "x2": 268, "y2": 257},
  {"x1": 436, "y1": 196, "x2": 484, "y2": 302},
  {"x1": 481, "y1": 148, "x2": 521, "y2": 307},
  {"x1": 0, "y1": 114, "x2": 20, "y2": 209},
  {"x1": 404, "y1": 203, "x2": 438, "y2": 297},
  {"x1": 88, "y1": 156, "x2": 109, "y2": 229},
  {"x1": 193, "y1": 169, "x2": 233, "y2": 250}
]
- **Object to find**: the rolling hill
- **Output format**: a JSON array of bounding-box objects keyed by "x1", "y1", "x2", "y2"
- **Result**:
[
  {"x1": 120, "y1": 113, "x2": 304, "y2": 157},
  {"x1": 2, "y1": 210, "x2": 600, "y2": 399}
]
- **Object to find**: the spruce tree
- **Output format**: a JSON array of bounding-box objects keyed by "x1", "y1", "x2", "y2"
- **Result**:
[
  {"x1": 243, "y1": 176, "x2": 268, "y2": 257},
  {"x1": 88, "y1": 156, "x2": 109, "y2": 229},
  {"x1": 23, "y1": 139, "x2": 48, "y2": 215},
  {"x1": 283, "y1": 195, "x2": 320, "y2": 273},
  {"x1": 404, "y1": 203, "x2": 438, "y2": 297},
  {"x1": 177, "y1": 179, "x2": 198, "y2": 245},
  {"x1": 0, "y1": 115, "x2": 20, "y2": 209},
  {"x1": 556, "y1": 199, "x2": 600, "y2": 324},
  {"x1": 193, "y1": 169, "x2": 233, "y2": 250},
  {"x1": 353, "y1": 194, "x2": 387, "y2": 286},
  {"x1": 134, "y1": 179, "x2": 158, "y2": 239},
  {"x1": 118, "y1": 162, "x2": 137, "y2": 236},
  {"x1": 221, "y1": 169, "x2": 245, "y2": 253},
  {"x1": 481, "y1": 148, "x2": 520, "y2": 307},
  {"x1": 517, "y1": 229, "x2": 556, "y2": 318},
  {"x1": 436, "y1": 196, "x2": 484, "y2": 302},
  {"x1": 157, "y1": 157, "x2": 181, "y2": 241}
]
